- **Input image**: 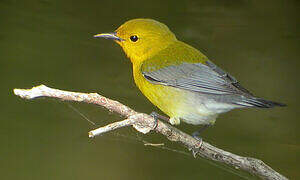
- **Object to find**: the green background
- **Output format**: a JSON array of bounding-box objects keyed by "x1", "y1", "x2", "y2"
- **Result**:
[{"x1": 1, "y1": 0, "x2": 299, "y2": 179}]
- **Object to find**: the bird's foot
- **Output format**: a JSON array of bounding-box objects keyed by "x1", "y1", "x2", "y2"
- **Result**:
[
  {"x1": 191, "y1": 132, "x2": 203, "y2": 158},
  {"x1": 191, "y1": 135, "x2": 203, "y2": 158},
  {"x1": 150, "y1": 112, "x2": 170, "y2": 129},
  {"x1": 191, "y1": 125, "x2": 210, "y2": 157}
]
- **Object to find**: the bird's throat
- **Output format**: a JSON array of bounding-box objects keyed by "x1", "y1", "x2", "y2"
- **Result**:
[{"x1": 125, "y1": 41, "x2": 176, "y2": 65}]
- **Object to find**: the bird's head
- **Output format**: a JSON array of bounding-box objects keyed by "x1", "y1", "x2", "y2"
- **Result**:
[{"x1": 94, "y1": 19, "x2": 177, "y2": 63}]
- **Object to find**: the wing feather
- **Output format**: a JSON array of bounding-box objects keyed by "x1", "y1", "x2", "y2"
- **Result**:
[{"x1": 142, "y1": 61, "x2": 252, "y2": 96}]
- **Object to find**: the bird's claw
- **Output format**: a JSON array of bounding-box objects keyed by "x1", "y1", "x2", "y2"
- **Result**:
[
  {"x1": 191, "y1": 133, "x2": 203, "y2": 158},
  {"x1": 150, "y1": 112, "x2": 159, "y2": 130},
  {"x1": 150, "y1": 112, "x2": 170, "y2": 129}
]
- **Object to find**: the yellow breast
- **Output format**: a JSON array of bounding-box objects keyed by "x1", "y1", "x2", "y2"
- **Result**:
[{"x1": 132, "y1": 63, "x2": 186, "y2": 119}]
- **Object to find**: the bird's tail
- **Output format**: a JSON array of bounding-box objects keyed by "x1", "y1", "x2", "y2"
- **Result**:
[{"x1": 234, "y1": 97, "x2": 286, "y2": 108}]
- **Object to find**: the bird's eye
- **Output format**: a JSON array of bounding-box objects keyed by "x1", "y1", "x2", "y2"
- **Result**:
[{"x1": 130, "y1": 35, "x2": 138, "y2": 42}]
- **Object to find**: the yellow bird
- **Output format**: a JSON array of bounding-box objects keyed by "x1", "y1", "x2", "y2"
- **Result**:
[{"x1": 94, "y1": 19, "x2": 285, "y2": 135}]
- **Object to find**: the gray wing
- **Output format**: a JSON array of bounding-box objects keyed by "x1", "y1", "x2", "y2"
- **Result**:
[
  {"x1": 142, "y1": 61, "x2": 253, "y2": 96},
  {"x1": 142, "y1": 61, "x2": 286, "y2": 108}
]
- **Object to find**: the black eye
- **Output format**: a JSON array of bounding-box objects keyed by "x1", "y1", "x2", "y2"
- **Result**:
[{"x1": 130, "y1": 35, "x2": 138, "y2": 42}]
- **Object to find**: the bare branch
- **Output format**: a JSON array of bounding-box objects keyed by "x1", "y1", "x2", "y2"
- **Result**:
[
  {"x1": 13, "y1": 85, "x2": 288, "y2": 180},
  {"x1": 89, "y1": 118, "x2": 134, "y2": 137}
]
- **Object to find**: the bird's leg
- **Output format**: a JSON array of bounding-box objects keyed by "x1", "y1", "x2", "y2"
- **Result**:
[
  {"x1": 150, "y1": 111, "x2": 170, "y2": 129},
  {"x1": 150, "y1": 111, "x2": 170, "y2": 121},
  {"x1": 192, "y1": 125, "x2": 210, "y2": 139},
  {"x1": 191, "y1": 125, "x2": 211, "y2": 157}
]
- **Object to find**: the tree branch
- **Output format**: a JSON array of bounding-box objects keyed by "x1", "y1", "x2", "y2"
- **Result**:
[{"x1": 13, "y1": 85, "x2": 288, "y2": 180}]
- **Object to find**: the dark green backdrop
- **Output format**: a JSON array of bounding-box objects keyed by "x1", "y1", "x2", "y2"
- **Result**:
[{"x1": 1, "y1": 0, "x2": 299, "y2": 179}]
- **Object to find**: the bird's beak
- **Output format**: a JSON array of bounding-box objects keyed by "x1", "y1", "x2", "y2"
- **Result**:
[{"x1": 93, "y1": 32, "x2": 124, "y2": 41}]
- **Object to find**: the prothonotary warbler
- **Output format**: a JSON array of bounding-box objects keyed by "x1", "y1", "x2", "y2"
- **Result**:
[{"x1": 94, "y1": 18, "x2": 285, "y2": 135}]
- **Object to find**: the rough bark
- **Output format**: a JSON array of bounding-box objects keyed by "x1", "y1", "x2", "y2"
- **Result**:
[{"x1": 13, "y1": 85, "x2": 288, "y2": 180}]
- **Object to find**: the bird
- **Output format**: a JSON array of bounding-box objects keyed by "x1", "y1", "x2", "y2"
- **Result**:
[{"x1": 94, "y1": 18, "x2": 285, "y2": 136}]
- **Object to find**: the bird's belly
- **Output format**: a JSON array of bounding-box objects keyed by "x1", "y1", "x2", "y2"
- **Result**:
[
  {"x1": 134, "y1": 70, "x2": 235, "y2": 125},
  {"x1": 179, "y1": 91, "x2": 237, "y2": 125},
  {"x1": 138, "y1": 81, "x2": 185, "y2": 118},
  {"x1": 136, "y1": 81, "x2": 232, "y2": 125}
]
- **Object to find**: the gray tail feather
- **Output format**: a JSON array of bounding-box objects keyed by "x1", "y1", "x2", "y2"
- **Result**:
[{"x1": 234, "y1": 97, "x2": 286, "y2": 108}]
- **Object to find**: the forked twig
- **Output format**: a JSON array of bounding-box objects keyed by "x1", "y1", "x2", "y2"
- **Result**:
[{"x1": 13, "y1": 85, "x2": 288, "y2": 180}]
